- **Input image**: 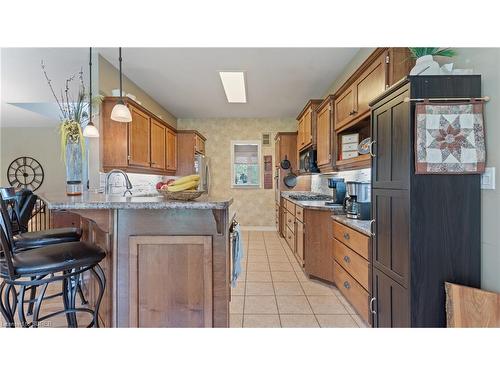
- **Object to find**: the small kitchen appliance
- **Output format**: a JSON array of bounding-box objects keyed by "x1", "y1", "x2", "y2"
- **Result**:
[
  {"x1": 326, "y1": 178, "x2": 346, "y2": 206},
  {"x1": 344, "y1": 181, "x2": 371, "y2": 220}
]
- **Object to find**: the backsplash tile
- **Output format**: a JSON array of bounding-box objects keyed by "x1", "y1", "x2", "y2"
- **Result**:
[
  {"x1": 98, "y1": 172, "x2": 177, "y2": 195},
  {"x1": 311, "y1": 168, "x2": 371, "y2": 195}
]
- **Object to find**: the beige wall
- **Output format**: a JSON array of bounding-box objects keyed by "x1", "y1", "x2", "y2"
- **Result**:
[
  {"x1": 0, "y1": 126, "x2": 66, "y2": 194},
  {"x1": 98, "y1": 54, "x2": 177, "y2": 127},
  {"x1": 177, "y1": 118, "x2": 300, "y2": 227}
]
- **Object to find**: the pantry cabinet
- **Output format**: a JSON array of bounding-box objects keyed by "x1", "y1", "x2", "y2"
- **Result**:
[{"x1": 101, "y1": 97, "x2": 177, "y2": 175}]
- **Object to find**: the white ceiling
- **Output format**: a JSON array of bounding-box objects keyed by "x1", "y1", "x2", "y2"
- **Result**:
[
  {"x1": 1, "y1": 47, "x2": 359, "y2": 127},
  {"x1": 97, "y1": 48, "x2": 359, "y2": 118}
]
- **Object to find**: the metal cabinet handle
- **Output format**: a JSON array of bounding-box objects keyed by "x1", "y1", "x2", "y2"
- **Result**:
[
  {"x1": 370, "y1": 219, "x2": 376, "y2": 237},
  {"x1": 343, "y1": 281, "x2": 350, "y2": 289},
  {"x1": 343, "y1": 255, "x2": 351, "y2": 263},
  {"x1": 370, "y1": 297, "x2": 377, "y2": 314},
  {"x1": 369, "y1": 140, "x2": 377, "y2": 157},
  {"x1": 343, "y1": 232, "x2": 350, "y2": 240}
]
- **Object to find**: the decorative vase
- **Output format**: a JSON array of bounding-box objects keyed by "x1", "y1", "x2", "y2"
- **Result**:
[
  {"x1": 410, "y1": 55, "x2": 441, "y2": 76},
  {"x1": 65, "y1": 141, "x2": 83, "y2": 196}
]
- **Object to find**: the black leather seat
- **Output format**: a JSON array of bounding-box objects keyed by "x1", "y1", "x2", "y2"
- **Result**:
[
  {"x1": 13, "y1": 227, "x2": 82, "y2": 250},
  {"x1": 1, "y1": 241, "x2": 105, "y2": 277}
]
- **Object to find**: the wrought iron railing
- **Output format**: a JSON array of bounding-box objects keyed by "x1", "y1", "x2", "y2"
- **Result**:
[{"x1": 28, "y1": 198, "x2": 50, "y2": 232}]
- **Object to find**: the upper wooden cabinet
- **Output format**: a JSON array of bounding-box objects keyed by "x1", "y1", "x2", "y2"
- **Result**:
[
  {"x1": 101, "y1": 97, "x2": 177, "y2": 175},
  {"x1": 176, "y1": 130, "x2": 207, "y2": 176},
  {"x1": 194, "y1": 134, "x2": 205, "y2": 155},
  {"x1": 316, "y1": 95, "x2": 335, "y2": 171},
  {"x1": 296, "y1": 99, "x2": 322, "y2": 152}
]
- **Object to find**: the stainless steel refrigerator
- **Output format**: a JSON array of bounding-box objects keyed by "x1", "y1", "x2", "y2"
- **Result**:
[{"x1": 194, "y1": 154, "x2": 210, "y2": 193}]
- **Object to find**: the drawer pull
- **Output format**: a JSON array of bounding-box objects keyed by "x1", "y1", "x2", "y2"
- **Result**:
[
  {"x1": 343, "y1": 232, "x2": 350, "y2": 240},
  {"x1": 343, "y1": 281, "x2": 350, "y2": 289},
  {"x1": 288, "y1": 219, "x2": 292, "y2": 223},
  {"x1": 370, "y1": 297, "x2": 377, "y2": 315},
  {"x1": 343, "y1": 255, "x2": 350, "y2": 263}
]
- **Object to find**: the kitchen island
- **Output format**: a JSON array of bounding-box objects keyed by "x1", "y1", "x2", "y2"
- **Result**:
[{"x1": 40, "y1": 192, "x2": 234, "y2": 328}]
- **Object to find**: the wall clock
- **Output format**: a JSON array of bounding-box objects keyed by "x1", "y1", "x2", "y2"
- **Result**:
[{"x1": 7, "y1": 156, "x2": 45, "y2": 192}]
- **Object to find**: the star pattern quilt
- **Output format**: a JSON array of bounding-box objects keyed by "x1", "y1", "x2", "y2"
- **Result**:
[{"x1": 415, "y1": 102, "x2": 486, "y2": 174}]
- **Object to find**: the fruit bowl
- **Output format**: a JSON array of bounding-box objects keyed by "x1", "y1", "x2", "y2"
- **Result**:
[{"x1": 157, "y1": 189, "x2": 205, "y2": 201}]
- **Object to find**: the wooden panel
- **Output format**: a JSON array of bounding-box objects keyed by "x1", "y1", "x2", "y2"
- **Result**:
[
  {"x1": 334, "y1": 261, "x2": 369, "y2": 323},
  {"x1": 295, "y1": 206, "x2": 303, "y2": 223},
  {"x1": 332, "y1": 221, "x2": 369, "y2": 260},
  {"x1": 285, "y1": 225, "x2": 295, "y2": 253},
  {"x1": 128, "y1": 106, "x2": 151, "y2": 167},
  {"x1": 304, "y1": 210, "x2": 333, "y2": 282},
  {"x1": 295, "y1": 220, "x2": 304, "y2": 266},
  {"x1": 302, "y1": 108, "x2": 313, "y2": 150},
  {"x1": 284, "y1": 199, "x2": 296, "y2": 215},
  {"x1": 129, "y1": 235, "x2": 213, "y2": 328},
  {"x1": 297, "y1": 116, "x2": 305, "y2": 150},
  {"x1": 372, "y1": 266, "x2": 409, "y2": 327},
  {"x1": 353, "y1": 53, "x2": 387, "y2": 120},
  {"x1": 387, "y1": 48, "x2": 412, "y2": 87},
  {"x1": 372, "y1": 189, "x2": 409, "y2": 287},
  {"x1": 334, "y1": 86, "x2": 354, "y2": 130},
  {"x1": 316, "y1": 99, "x2": 332, "y2": 168},
  {"x1": 101, "y1": 100, "x2": 129, "y2": 169},
  {"x1": 50, "y1": 210, "x2": 81, "y2": 228},
  {"x1": 286, "y1": 210, "x2": 295, "y2": 233},
  {"x1": 332, "y1": 238, "x2": 369, "y2": 290},
  {"x1": 445, "y1": 282, "x2": 500, "y2": 328},
  {"x1": 166, "y1": 128, "x2": 177, "y2": 171},
  {"x1": 150, "y1": 118, "x2": 166, "y2": 170},
  {"x1": 371, "y1": 84, "x2": 411, "y2": 189}
]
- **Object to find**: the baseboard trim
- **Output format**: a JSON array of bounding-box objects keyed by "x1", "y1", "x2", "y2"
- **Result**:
[{"x1": 240, "y1": 226, "x2": 277, "y2": 232}]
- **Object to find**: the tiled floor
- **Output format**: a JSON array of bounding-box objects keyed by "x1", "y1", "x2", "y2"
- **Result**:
[{"x1": 230, "y1": 230, "x2": 368, "y2": 328}]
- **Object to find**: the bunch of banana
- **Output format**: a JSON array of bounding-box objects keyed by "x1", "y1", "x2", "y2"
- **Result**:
[{"x1": 166, "y1": 174, "x2": 200, "y2": 192}]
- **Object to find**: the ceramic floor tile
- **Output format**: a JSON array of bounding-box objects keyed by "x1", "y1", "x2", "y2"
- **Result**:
[
  {"x1": 276, "y1": 295, "x2": 313, "y2": 314},
  {"x1": 246, "y1": 271, "x2": 272, "y2": 282},
  {"x1": 246, "y1": 282, "x2": 275, "y2": 296},
  {"x1": 247, "y1": 249, "x2": 267, "y2": 255},
  {"x1": 230, "y1": 296, "x2": 244, "y2": 314},
  {"x1": 280, "y1": 314, "x2": 319, "y2": 328},
  {"x1": 294, "y1": 270, "x2": 310, "y2": 282},
  {"x1": 268, "y1": 255, "x2": 290, "y2": 263},
  {"x1": 269, "y1": 262, "x2": 294, "y2": 272},
  {"x1": 300, "y1": 280, "x2": 335, "y2": 296},
  {"x1": 271, "y1": 271, "x2": 298, "y2": 282},
  {"x1": 230, "y1": 314, "x2": 243, "y2": 328},
  {"x1": 315, "y1": 314, "x2": 358, "y2": 328},
  {"x1": 231, "y1": 281, "x2": 246, "y2": 296},
  {"x1": 273, "y1": 282, "x2": 305, "y2": 296},
  {"x1": 243, "y1": 315, "x2": 281, "y2": 328},
  {"x1": 247, "y1": 262, "x2": 270, "y2": 272},
  {"x1": 351, "y1": 314, "x2": 369, "y2": 328},
  {"x1": 336, "y1": 294, "x2": 356, "y2": 314},
  {"x1": 307, "y1": 295, "x2": 348, "y2": 314},
  {"x1": 248, "y1": 255, "x2": 268, "y2": 263},
  {"x1": 244, "y1": 296, "x2": 278, "y2": 314}
]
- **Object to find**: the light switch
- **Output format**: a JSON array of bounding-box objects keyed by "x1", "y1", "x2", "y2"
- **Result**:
[{"x1": 481, "y1": 167, "x2": 495, "y2": 190}]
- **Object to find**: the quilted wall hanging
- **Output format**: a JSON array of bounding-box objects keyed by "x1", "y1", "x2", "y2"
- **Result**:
[{"x1": 415, "y1": 101, "x2": 486, "y2": 174}]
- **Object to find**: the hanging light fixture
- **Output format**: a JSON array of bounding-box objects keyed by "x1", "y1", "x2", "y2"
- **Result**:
[
  {"x1": 110, "y1": 47, "x2": 132, "y2": 122},
  {"x1": 83, "y1": 47, "x2": 100, "y2": 138}
]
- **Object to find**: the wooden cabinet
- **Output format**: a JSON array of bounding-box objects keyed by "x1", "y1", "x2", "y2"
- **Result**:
[
  {"x1": 150, "y1": 118, "x2": 166, "y2": 170},
  {"x1": 176, "y1": 130, "x2": 207, "y2": 176},
  {"x1": 316, "y1": 95, "x2": 335, "y2": 171},
  {"x1": 296, "y1": 100, "x2": 322, "y2": 152},
  {"x1": 295, "y1": 217, "x2": 304, "y2": 266},
  {"x1": 303, "y1": 209, "x2": 333, "y2": 282},
  {"x1": 101, "y1": 97, "x2": 177, "y2": 175},
  {"x1": 372, "y1": 267, "x2": 409, "y2": 327},
  {"x1": 274, "y1": 132, "x2": 298, "y2": 191},
  {"x1": 50, "y1": 210, "x2": 81, "y2": 228},
  {"x1": 129, "y1": 235, "x2": 213, "y2": 327},
  {"x1": 166, "y1": 128, "x2": 177, "y2": 171},
  {"x1": 194, "y1": 134, "x2": 205, "y2": 155},
  {"x1": 334, "y1": 86, "x2": 355, "y2": 130},
  {"x1": 128, "y1": 106, "x2": 151, "y2": 167}
]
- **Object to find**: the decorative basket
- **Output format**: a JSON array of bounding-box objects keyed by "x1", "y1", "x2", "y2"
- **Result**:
[{"x1": 157, "y1": 189, "x2": 204, "y2": 201}]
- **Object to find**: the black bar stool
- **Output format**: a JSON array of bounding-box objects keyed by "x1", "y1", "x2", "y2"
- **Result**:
[{"x1": 0, "y1": 197, "x2": 106, "y2": 328}]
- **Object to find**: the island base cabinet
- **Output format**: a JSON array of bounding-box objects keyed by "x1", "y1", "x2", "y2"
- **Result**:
[{"x1": 128, "y1": 235, "x2": 213, "y2": 328}]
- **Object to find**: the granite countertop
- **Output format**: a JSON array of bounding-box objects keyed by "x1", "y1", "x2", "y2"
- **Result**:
[
  {"x1": 331, "y1": 215, "x2": 372, "y2": 236},
  {"x1": 280, "y1": 191, "x2": 344, "y2": 213},
  {"x1": 39, "y1": 192, "x2": 233, "y2": 210}
]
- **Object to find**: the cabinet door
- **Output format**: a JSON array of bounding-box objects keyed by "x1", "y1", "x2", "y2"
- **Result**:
[
  {"x1": 334, "y1": 86, "x2": 354, "y2": 130},
  {"x1": 371, "y1": 85, "x2": 411, "y2": 189},
  {"x1": 302, "y1": 108, "x2": 312, "y2": 149},
  {"x1": 372, "y1": 188, "x2": 409, "y2": 287},
  {"x1": 166, "y1": 129, "x2": 177, "y2": 171},
  {"x1": 387, "y1": 48, "x2": 413, "y2": 87},
  {"x1": 128, "y1": 106, "x2": 151, "y2": 167},
  {"x1": 353, "y1": 53, "x2": 387, "y2": 120},
  {"x1": 129, "y1": 235, "x2": 213, "y2": 327},
  {"x1": 150, "y1": 119, "x2": 166, "y2": 170},
  {"x1": 372, "y1": 266, "x2": 409, "y2": 327},
  {"x1": 316, "y1": 103, "x2": 332, "y2": 167},
  {"x1": 297, "y1": 116, "x2": 305, "y2": 150},
  {"x1": 304, "y1": 210, "x2": 333, "y2": 282},
  {"x1": 295, "y1": 219, "x2": 304, "y2": 266},
  {"x1": 194, "y1": 135, "x2": 205, "y2": 155}
]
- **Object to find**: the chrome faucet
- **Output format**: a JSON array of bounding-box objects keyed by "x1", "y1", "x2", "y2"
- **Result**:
[{"x1": 105, "y1": 169, "x2": 133, "y2": 196}]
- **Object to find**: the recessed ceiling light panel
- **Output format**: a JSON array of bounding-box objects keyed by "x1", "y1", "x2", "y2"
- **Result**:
[{"x1": 219, "y1": 71, "x2": 247, "y2": 103}]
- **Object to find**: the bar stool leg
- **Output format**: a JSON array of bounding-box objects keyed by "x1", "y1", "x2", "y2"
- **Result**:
[
  {"x1": 32, "y1": 282, "x2": 48, "y2": 328},
  {"x1": 0, "y1": 281, "x2": 15, "y2": 327},
  {"x1": 17, "y1": 285, "x2": 28, "y2": 327},
  {"x1": 90, "y1": 264, "x2": 106, "y2": 328},
  {"x1": 26, "y1": 278, "x2": 37, "y2": 316}
]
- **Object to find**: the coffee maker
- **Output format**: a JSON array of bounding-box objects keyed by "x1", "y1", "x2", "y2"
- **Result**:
[
  {"x1": 344, "y1": 181, "x2": 371, "y2": 220},
  {"x1": 325, "y1": 178, "x2": 346, "y2": 206}
]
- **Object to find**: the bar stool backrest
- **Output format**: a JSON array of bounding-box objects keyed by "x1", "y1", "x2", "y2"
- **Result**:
[{"x1": 0, "y1": 196, "x2": 16, "y2": 279}]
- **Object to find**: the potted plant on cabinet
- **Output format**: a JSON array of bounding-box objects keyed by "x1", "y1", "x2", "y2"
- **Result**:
[{"x1": 408, "y1": 48, "x2": 456, "y2": 75}]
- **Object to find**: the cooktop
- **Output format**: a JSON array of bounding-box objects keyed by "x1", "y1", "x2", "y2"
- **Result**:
[{"x1": 288, "y1": 194, "x2": 332, "y2": 201}]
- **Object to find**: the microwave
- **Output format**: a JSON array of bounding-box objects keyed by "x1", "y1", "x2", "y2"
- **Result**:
[{"x1": 299, "y1": 149, "x2": 319, "y2": 173}]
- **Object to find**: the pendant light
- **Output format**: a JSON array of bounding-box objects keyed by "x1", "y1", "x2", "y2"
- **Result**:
[
  {"x1": 110, "y1": 47, "x2": 132, "y2": 122},
  {"x1": 83, "y1": 47, "x2": 100, "y2": 137}
]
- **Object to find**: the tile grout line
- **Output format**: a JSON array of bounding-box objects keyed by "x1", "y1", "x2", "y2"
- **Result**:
[{"x1": 265, "y1": 233, "x2": 282, "y2": 328}]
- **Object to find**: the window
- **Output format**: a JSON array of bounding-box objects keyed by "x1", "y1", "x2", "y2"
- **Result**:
[{"x1": 231, "y1": 141, "x2": 261, "y2": 188}]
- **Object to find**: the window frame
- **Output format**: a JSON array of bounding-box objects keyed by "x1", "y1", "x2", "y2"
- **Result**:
[{"x1": 230, "y1": 140, "x2": 262, "y2": 189}]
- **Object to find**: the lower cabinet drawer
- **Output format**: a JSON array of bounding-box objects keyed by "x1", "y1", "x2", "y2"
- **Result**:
[
  {"x1": 332, "y1": 238, "x2": 369, "y2": 290},
  {"x1": 285, "y1": 225, "x2": 295, "y2": 253},
  {"x1": 334, "y1": 261, "x2": 369, "y2": 324},
  {"x1": 295, "y1": 206, "x2": 304, "y2": 222},
  {"x1": 286, "y1": 211, "x2": 295, "y2": 233},
  {"x1": 332, "y1": 221, "x2": 369, "y2": 260},
  {"x1": 285, "y1": 199, "x2": 296, "y2": 215}
]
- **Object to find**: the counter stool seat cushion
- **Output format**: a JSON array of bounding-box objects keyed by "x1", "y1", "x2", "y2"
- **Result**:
[
  {"x1": 13, "y1": 227, "x2": 82, "y2": 249},
  {"x1": 1, "y1": 241, "x2": 105, "y2": 277}
]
